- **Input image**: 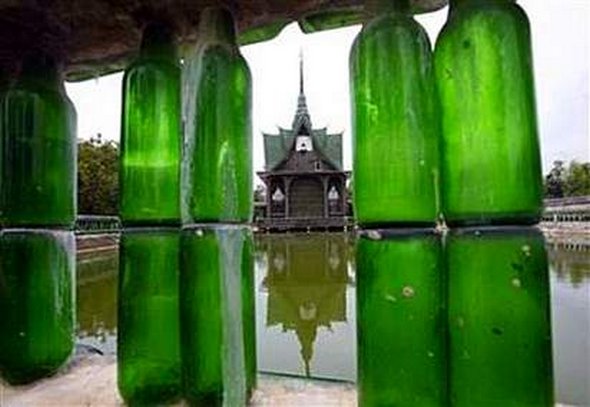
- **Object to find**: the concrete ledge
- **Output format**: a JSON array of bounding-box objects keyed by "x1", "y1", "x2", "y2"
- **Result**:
[{"x1": 0, "y1": 351, "x2": 578, "y2": 406}]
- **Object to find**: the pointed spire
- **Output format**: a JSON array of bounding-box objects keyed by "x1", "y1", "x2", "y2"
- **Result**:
[
  {"x1": 292, "y1": 49, "x2": 312, "y2": 133},
  {"x1": 299, "y1": 48, "x2": 304, "y2": 95},
  {"x1": 295, "y1": 318, "x2": 317, "y2": 378}
]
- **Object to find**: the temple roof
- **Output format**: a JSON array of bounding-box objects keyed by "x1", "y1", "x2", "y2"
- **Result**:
[{"x1": 263, "y1": 54, "x2": 343, "y2": 171}]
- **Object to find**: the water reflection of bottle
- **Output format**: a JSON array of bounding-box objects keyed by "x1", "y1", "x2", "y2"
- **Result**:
[
  {"x1": 356, "y1": 229, "x2": 446, "y2": 406},
  {"x1": 120, "y1": 21, "x2": 181, "y2": 226},
  {"x1": 350, "y1": 0, "x2": 439, "y2": 226},
  {"x1": 435, "y1": 0, "x2": 542, "y2": 226},
  {"x1": 182, "y1": 7, "x2": 252, "y2": 223},
  {"x1": 0, "y1": 51, "x2": 76, "y2": 227},
  {"x1": 0, "y1": 230, "x2": 75, "y2": 384},
  {"x1": 117, "y1": 228, "x2": 181, "y2": 405},
  {"x1": 181, "y1": 225, "x2": 251, "y2": 406},
  {"x1": 447, "y1": 227, "x2": 553, "y2": 406}
]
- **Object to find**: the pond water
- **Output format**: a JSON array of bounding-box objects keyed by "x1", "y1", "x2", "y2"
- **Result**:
[{"x1": 76, "y1": 232, "x2": 590, "y2": 406}]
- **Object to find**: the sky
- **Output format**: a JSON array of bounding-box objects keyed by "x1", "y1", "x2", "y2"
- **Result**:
[{"x1": 65, "y1": 0, "x2": 589, "y2": 180}]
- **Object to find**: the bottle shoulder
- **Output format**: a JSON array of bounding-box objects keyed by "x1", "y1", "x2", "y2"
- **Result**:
[
  {"x1": 3, "y1": 83, "x2": 73, "y2": 110},
  {"x1": 193, "y1": 44, "x2": 250, "y2": 77},
  {"x1": 437, "y1": 2, "x2": 530, "y2": 41},
  {"x1": 354, "y1": 13, "x2": 431, "y2": 50}
]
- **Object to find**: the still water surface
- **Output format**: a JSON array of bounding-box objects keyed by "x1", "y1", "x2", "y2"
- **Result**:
[{"x1": 76, "y1": 232, "x2": 590, "y2": 406}]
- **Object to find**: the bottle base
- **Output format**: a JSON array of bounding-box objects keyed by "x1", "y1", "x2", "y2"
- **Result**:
[
  {"x1": 0, "y1": 355, "x2": 71, "y2": 385},
  {"x1": 120, "y1": 383, "x2": 181, "y2": 406},
  {"x1": 356, "y1": 220, "x2": 437, "y2": 229},
  {"x1": 445, "y1": 214, "x2": 540, "y2": 228},
  {"x1": 121, "y1": 219, "x2": 181, "y2": 228},
  {"x1": 185, "y1": 390, "x2": 223, "y2": 407}
]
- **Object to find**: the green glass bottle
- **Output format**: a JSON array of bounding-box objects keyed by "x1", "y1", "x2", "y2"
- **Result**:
[
  {"x1": 356, "y1": 229, "x2": 446, "y2": 406},
  {"x1": 182, "y1": 7, "x2": 252, "y2": 224},
  {"x1": 0, "y1": 52, "x2": 76, "y2": 227},
  {"x1": 350, "y1": 0, "x2": 439, "y2": 227},
  {"x1": 181, "y1": 225, "x2": 250, "y2": 406},
  {"x1": 0, "y1": 230, "x2": 74, "y2": 384},
  {"x1": 120, "y1": 22, "x2": 181, "y2": 226},
  {"x1": 238, "y1": 20, "x2": 289, "y2": 46},
  {"x1": 435, "y1": 0, "x2": 542, "y2": 226},
  {"x1": 447, "y1": 227, "x2": 553, "y2": 406},
  {"x1": 241, "y1": 231, "x2": 257, "y2": 398},
  {"x1": 117, "y1": 228, "x2": 181, "y2": 405}
]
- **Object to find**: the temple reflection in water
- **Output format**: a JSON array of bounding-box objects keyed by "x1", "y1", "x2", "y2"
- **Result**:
[{"x1": 256, "y1": 233, "x2": 354, "y2": 378}]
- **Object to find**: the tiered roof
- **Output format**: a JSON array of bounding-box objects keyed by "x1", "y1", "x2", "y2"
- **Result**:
[{"x1": 262, "y1": 54, "x2": 343, "y2": 172}]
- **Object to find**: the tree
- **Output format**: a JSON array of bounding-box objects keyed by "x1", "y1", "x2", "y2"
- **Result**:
[
  {"x1": 564, "y1": 161, "x2": 590, "y2": 197},
  {"x1": 544, "y1": 160, "x2": 565, "y2": 198},
  {"x1": 544, "y1": 160, "x2": 590, "y2": 198},
  {"x1": 78, "y1": 136, "x2": 119, "y2": 215}
]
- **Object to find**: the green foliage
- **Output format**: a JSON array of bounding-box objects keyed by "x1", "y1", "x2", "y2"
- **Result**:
[
  {"x1": 564, "y1": 161, "x2": 590, "y2": 197},
  {"x1": 544, "y1": 160, "x2": 590, "y2": 198},
  {"x1": 544, "y1": 160, "x2": 565, "y2": 198},
  {"x1": 78, "y1": 138, "x2": 119, "y2": 215}
]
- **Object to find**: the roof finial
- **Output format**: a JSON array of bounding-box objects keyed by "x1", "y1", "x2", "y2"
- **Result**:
[
  {"x1": 299, "y1": 48, "x2": 304, "y2": 95},
  {"x1": 292, "y1": 48, "x2": 311, "y2": 131}
]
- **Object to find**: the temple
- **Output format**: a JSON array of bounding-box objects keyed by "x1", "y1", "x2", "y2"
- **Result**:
[{"x1": 256, "y1": 55, "x2": 351, "y2": 232}]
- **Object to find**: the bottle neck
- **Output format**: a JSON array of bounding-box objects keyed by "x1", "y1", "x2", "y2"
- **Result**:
[
  {"x1": 366, "y1": 0, "x2": 411, "y2": 16},
  {"x1": 18, "y1": 52, "x2": 63, "y2": 89},
  {"x1": 139, "y1": 21, "x2": 177, "y2": 61},
  {"x1": 197, "y1": 7, "x2": 237, "y2": 46}
]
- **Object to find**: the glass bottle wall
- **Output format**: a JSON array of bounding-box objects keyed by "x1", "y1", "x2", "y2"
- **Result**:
[
  {"x1": 0, "y1": 230, "x2": 75, "y2": 384},
  {"x1": 0, "y1": 42, "x2": 77, "y2": 387},
  {"x1": 117, "y1": 21, "x2": 183, "y2": 405},
  {"x1": 179, "y1": 8, "x2": 256, "y2": 405},
  {"x1": 182, "y1": 7, "x2": 253, "y2": 224},
  {"x1": 117, "y1": 228, "x2": 181, "y2": 405},
  {"x1": 446, "y1": 227, "x2": 553, "y2": 406},
  {"x1": 0, "y1": 52, "x2": 76, "y2": 228},
  {"x1": 356, "y1": 229, "x2": 446, "y2": 406},
  {"x1": 435, "y1": 0, "x2": 542, "y2": 226},
  {"x1": 120, "y1": 21, "x2": 181, "y2": 226},
  {"x1": 350, "y1": 0, "x2": 439, "y2": 227},
  {"x1": 241, "y1": 234, "x2": 257, "y2": 398},
  {"x1": 180, "y1": 225, "x2": 252, "y2": 406}
]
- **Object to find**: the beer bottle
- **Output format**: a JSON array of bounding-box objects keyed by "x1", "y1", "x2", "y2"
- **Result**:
[
  {"x1": 180, "y1": 225, "x2": 250, "y2": 406},
  {"x1": 117, "y1": 228, "x2": 181, "y2": 405},
  {"x1": 238, "y1": 20, "x2": 289, "y2": 45},
  {"x1": 120, "y1": 21, "x2": 181, "y2": 226},
  {"x1": 435, "y1": 0, "x2": 542, "y2": 226},
  {"x1": 241, "y1": 231, "x2": 257, "y2": 398},
  {"x1": 0, "y1": 230, "x2": 75, "y2": 384},
  {"x1": 182, "y1": 7, "x2": 252, "y2": 224},
  {"x1": 350, "y1": 0, "x2": 439, "y2": 227},
  {"x1": 356, "y1": 229, "x2": 446, "y2": 406},
  {"x1": 446, "y1": 226, "x2": 553, "y2": 406},
  {"x1": 0, "y1": 51, "x2": 76, "y2": 227}
]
